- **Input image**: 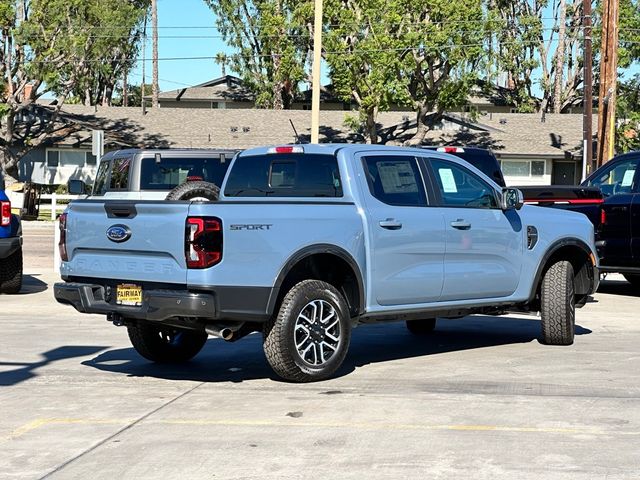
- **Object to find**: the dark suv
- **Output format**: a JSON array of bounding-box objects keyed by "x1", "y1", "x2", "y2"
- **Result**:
[
  {"x1": 419, "y1": 146, "x2": 506, "y2": 187},
  {"x1": 0, "y1": 171, "x2": 22, "y2": 293},
  {"x1": 582, "y1": 151, "x2": 640, "y2": 286}
]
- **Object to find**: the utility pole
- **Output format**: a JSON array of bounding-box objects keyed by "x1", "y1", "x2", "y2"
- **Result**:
[
  {"x1": 597, "y1": 0, "x2": 620, "y2": 166},
  {"x1": 123, "y1": 69, "x2": 128, "y2": 107},
  {"x1": 582, "y1": 0, "x2": 593, "y2": 178},
  {"x1": 151, "y1": 0, "x2": 159, "y2": 108},
  {"x1": 141, "y1": 15, "x2": 147, "y2": 114},
  {"x1": 310, "y1": 0, "x2": 323, "y2": 144}
]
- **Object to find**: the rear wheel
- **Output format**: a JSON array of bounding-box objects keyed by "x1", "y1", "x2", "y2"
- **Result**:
[
  {"x1": 623, "y1": 274, "x2": 640, "y2": 289},
  {"x1": 127, "y1": 321, "x2": 208, "y2": 363},
  {"x1": 0, "y1": 247, "x2": 23, "y2": 294},
  {"x1": 263, "y1": 280, "x2": 351, "y2": 382},
  {"x1": 540, "y1": 260, "x2": 575, "y2": 345},
  {"x1": 165, "y1": 181, "x2": 219, "y2": 202},
  {"x1": 406, "y1": 318, "x2": 436, "y2": 334}
]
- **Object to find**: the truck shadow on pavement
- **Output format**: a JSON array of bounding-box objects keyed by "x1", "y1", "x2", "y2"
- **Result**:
[
  {"x1": 15, "y1": 275, "x2": 48, "y2": 295},
  {"x1": 0, "y1": 346, "x2": 108, "y2": 386},
  {"x1": 597, "y1": 278, "x2": 640, "y2": 297},
  {"x1": 81, "y1": 316, "x2": 591, "y2": 383}
]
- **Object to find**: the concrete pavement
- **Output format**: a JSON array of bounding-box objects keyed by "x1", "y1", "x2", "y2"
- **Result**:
[{"x1": 1, "y1": 230, "x2": 639, "y2": 479}]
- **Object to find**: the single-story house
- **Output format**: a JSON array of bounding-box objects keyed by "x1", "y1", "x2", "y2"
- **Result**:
[
  {"x1": 17, "y1": 105, "x2": 596, "y2": 187},
  {"x1": 151, "y1": 75, "x2": 522, "y2": 114}
]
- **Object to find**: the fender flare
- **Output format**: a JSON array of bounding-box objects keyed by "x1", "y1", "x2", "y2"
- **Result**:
[
  {"x1": 266, "y1": 244, "x2": 365, "y2": 316},
  {"x1": 528, "y1": 238, "x2": 594, "y2": 301}
]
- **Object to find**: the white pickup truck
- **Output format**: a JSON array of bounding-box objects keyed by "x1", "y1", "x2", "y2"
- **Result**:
[{"x1": 55, "y1": 144, "x2": 599, "y2": 382}]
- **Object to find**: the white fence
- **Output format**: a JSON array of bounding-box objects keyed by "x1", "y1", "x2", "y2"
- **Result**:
[{"x1": 40, "y1": 193, "x2": 82, "y2": 220}]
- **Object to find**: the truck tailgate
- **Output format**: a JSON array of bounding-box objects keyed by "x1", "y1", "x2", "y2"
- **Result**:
[{"x1": 61, "y1": 201, "x2": 190, "y2": 284}]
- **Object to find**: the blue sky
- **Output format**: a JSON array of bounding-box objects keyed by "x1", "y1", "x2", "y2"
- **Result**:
[
  {"x1": 129, "y1": 0, "x2": 230, "y2": 91},
  {"x1": 130, "y1": 0, "x2": 637, "y2": 96}
]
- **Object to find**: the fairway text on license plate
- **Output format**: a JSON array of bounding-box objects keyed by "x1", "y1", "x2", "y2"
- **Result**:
[{"x1": 117, "y1": 284, "x2": 142, "y2": 306}]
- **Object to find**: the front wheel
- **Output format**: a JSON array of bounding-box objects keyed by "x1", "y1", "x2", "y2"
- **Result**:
[
  {"x1": 540, "y1": 260, "x2": 575, "y2": 345},
  {"x1": 0, "y1": 247, "x2": 23, "y2": 294},
  {"x1": 263, "y1": 280, "x2": 351, "y2": 382},
  {"x1": 127, "y1": 322, "x2": 208, "y2": 363}
]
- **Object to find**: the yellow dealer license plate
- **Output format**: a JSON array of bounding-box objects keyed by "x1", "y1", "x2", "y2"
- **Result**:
[{"x1": 116, "y1": 284, "x2": 142, "y2": 306}]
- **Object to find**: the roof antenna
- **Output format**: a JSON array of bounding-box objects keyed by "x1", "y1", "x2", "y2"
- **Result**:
[{"x1": 289, "y1": 119, "x2": 301, "y2": 144}]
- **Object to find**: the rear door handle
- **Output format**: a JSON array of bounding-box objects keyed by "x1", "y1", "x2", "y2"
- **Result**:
[
  {"x1": 450, "y1": 219, "x2": 471, "y2": 230},
  {"x1": 379, "y1": 219, "x2": 402, "y2": 230}
]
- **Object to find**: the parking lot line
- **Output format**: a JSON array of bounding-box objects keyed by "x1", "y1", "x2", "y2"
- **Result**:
[{"x1": 7, "y1": 417, "x2": 640, "y2": 441}]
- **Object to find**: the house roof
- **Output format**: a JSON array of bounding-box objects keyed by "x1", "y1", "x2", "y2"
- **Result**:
[
  {"x1": 39, "y1": 105, "x2": 597, "y2": 159},
  {"x1": 155, "y1": 75, "x2": 254, "y2": 102}
]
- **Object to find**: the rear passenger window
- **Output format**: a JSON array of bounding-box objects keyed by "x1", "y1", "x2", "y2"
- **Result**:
[
  {"x1": 224, "y1": 154, "x2": 342, "y2": 197},
  {"x1": 109, "y1": 157, "x2": 131, "y2": 190},
  {"x1": 430, "y1": 159, "x2": 498, "y2": 209},
  {"x1": 363, "y1": 156, "x2": 427, "y2": 207},
  {"x1": 92, "y1": 161, "x2": 110, "y2": 196}
]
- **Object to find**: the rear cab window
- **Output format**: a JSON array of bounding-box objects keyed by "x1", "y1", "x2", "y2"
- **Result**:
[
  {"x1": 224, "y1": 153, "x2": 342, "y2": 197},
  {"x1": 140, "y1": 155, "x2": 230, "y2": 190},
  {"x1": 362, "y1": 156, "x2": 428, "y2": 207}
]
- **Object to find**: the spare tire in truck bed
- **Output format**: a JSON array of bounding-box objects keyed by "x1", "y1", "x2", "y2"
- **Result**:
[{"x1": 165, "y1": 181, "x2": 220, "y2": 201}]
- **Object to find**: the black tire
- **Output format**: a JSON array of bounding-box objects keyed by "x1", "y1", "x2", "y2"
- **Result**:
[
  {"x1": 127, "y1": 321, "x2": 208, "y2": 363},
  {"x1": 165, "y1": 181, "x2": 220, "y2": 201},
  {"x1": 0, "y1": 247, "x2": 23, "y2": 294},
  {"x1": 406, "y1": 318, "x2": 436, "y2": 334},
  {"x1": 623, "y1": 274, "x2": 640, "y2": 289},
  {"x1": 540, "y1": 260, "x2": 575, "y2": 346},
  {"x1": 263, "y1": 279, "x2": 351, "y2": 382}
]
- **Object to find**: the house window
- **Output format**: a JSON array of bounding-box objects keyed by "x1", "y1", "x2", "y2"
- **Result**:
[
  {"x1": 46, "y1": 149, "x2": 96, "y2": 168},
  {"x1": 500, "y1": 159, "x2": 547, "y2": 177},
  {"x1": 501, "y1": 160, "x2": 531, "y2": 177},
  {"x1": 531, "y1": 160, "x2": 545, "y2": 176},
  {"x1": 47, "y1": 151, "x2": 59, "y2": 167}
]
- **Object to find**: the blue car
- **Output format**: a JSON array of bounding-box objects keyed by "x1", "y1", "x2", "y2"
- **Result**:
[{"x1": 0, "y1": 171, "x2": 22, "y2": 294}]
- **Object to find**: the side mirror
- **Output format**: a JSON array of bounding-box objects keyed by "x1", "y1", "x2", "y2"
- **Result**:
[
  {"x1": 502, "y1": 187, "x2": 524, "y2": 210},
  {"x1": 68, "y1": 179, "x2": 87, "y2": 195}
]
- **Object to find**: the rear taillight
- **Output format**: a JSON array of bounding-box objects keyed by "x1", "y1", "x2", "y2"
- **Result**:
[
  {"x1": 600, "y1": 208, "x2": 607, "y2": 226},
  {"x1": 267, "y1": 146, "x2": 304, "y2": 154},
  {"x1": 58, "y1": 213, "x2": 68, "y2": 261},
  {"x1": 1, "y1": 201, "x2": 10, "y2": 227},
  {"x1": 185, "y1": 216, "x2": 222, "y2": 269}
]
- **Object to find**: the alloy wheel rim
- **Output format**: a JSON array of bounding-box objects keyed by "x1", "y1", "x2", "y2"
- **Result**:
[{"x1": 294, "y1": 299, "x2": 341, "y2": 366}]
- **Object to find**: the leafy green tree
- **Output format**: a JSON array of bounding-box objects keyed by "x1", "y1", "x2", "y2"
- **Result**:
[
  {"x1": 204, "y1": 0, "x2": 312, "y2": 109},
  {"x1": 395, "y1": 0, "x2": 486, "y2": 144},
  {"x1": 616, "y1": 74, "x2": 640, "y2": 153},
  {"x1": 0, "y1": 0, "x2": 149, "y2": 182},
  {"x1": 323, "y1": 0, "x2": 403, "y2": 143}
]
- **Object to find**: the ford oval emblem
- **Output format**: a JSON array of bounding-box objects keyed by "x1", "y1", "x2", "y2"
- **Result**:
[{"x1": 106, "y1": 224, "x2": 132, "y2": 243}]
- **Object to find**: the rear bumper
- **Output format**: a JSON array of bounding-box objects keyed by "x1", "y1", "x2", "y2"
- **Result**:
[
  {"x1": 54, "y1": 281, "x2": 273, "y2": 322},
  {"x1": 0, "y1": 237, "x2": 21, "y2": 259},
  {"x1": 54, "y1": 282, "x2": 217, "y2": 322}
]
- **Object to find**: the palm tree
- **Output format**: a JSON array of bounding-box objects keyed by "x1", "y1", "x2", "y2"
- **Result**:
[{"x1": 215, "y1": 52, "x2": 229, "y2": 76}]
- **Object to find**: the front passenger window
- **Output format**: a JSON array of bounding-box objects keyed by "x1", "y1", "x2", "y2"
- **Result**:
[
  {"x1": 430, "y1": 159, "x2": 498, "y2": 208},
  {"x1": 587, "y1": 159, "x2": 638, "y2": 197}
]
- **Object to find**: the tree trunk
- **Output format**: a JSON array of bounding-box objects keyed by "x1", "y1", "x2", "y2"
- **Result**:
[
  {"x1": 365, "y1": 108, "x2": 378, "y2": 144},
  {"x1": 0, "y1": 148, "x2": 20, "y2": 185},
  {"x1": 553, "y1": 0, "x2": 567, "y2": 114},
  {"x1": 406, "y1": 104, "x2": 434, "y2": 146}
]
